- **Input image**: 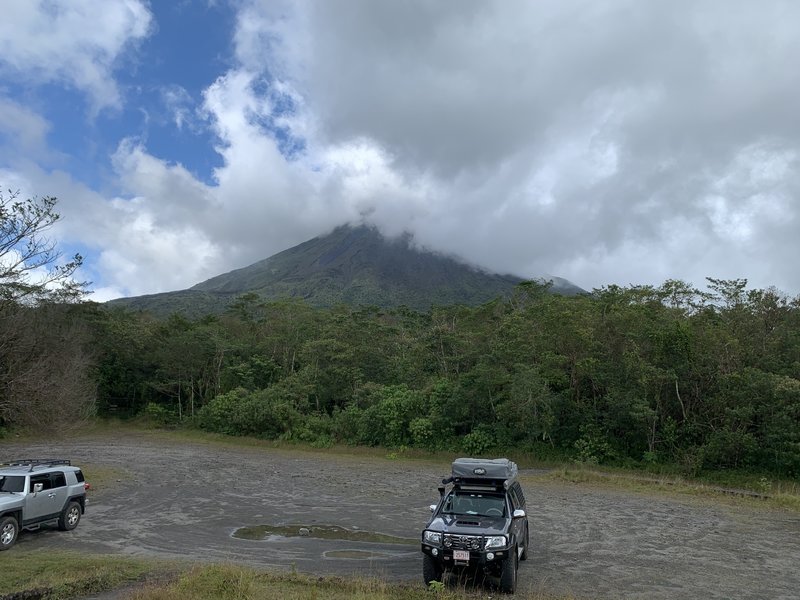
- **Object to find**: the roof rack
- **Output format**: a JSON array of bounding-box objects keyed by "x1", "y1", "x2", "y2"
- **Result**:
[{"x1": 0, "y1": 459, "x2": 72, "y2": 472}]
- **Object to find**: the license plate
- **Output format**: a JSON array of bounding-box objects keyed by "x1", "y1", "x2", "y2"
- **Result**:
[{"x1": 453, "y1": 550, "x2": 469, "y2": 561}]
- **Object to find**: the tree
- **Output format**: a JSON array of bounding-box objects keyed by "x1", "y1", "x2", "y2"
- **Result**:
[
  {"x1": 1, "y1": 190, "x2": 86, "y2": 305},
  {"x1": 1, "y1": 191, "x2": 91, "y2": 430},
  {"x1": 0, "y1": 304, "x2": 96, "y2": 429}
]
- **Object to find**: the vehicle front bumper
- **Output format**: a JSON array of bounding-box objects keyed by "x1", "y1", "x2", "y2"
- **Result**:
[{"x1": 421, "y1": 542, "x2": 512, "y2": 569}]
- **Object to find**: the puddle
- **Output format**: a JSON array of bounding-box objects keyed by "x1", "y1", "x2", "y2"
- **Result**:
[
  {"x1": 232, "y1": 524, "x2": 417, "y2": 545},
  {"x1": 324, "y1": 549, "x2": 391, "y2": 560}
]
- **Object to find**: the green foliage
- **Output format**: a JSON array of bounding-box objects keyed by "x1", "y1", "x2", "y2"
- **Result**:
[
  {"x1": 573, "y1": 424, "x2": 616, "y2": 465},
  {"x1": 197, "y1": 383, "x2": 308, "y2": 440},
  {"x1": 143, "y1": 402, "x2": 176, "y2": 426},
  {"x1": 409, "y1": 417, "x2": 435, "y2": 450},
  {"x1": 462, "y1": 426, "x2": 496, "y2": 455}
]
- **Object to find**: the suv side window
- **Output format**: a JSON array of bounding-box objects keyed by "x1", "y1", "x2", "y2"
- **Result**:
[
  {"x1": 0, "y1": 475, "x2": 24, "y2": 493},
  {"x1": 75, "y1": 470, "x2": 85, "y2": 483},
  {"x1": 30, "y1": 474, "x2": 52, "y2": 491},
  {"x1": 51, "y1": 472, "x2": 67, "y2": 488}
]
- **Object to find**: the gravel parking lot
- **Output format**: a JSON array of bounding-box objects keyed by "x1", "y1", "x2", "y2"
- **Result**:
[{"x1": 3, "y1": 431, "x2": 799, "y2": 599}]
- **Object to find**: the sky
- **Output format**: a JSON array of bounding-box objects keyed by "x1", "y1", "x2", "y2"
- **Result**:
[{"x1": 1, "y1": 0, "x2": 799, "y2": 302}]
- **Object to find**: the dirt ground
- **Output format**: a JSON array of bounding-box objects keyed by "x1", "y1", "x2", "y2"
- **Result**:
[{"x1": 3, "y1": 431, "x2": 799, "y2": 599}]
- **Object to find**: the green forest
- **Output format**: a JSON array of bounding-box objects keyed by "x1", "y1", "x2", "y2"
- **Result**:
[
  {"x1": 1, "y1": 194, "x2": 799, "y2": 479},
  {"x1": 3, "y1": 279, "x2": 800, "y2": 479}
]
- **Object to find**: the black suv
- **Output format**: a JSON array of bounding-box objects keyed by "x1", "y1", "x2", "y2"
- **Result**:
[{"x1": 421, "y1": 458, "x2": 529, "y2": 593}]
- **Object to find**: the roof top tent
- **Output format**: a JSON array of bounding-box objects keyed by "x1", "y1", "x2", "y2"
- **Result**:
[{"x1": 443, "y1": 457, "x2": 519, "y2": 493}]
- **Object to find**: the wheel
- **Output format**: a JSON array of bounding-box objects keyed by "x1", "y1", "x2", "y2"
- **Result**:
[
  {"x1": 520, "y1": 523, "x2": 529, "y2": 561},
  {"x1": 499, "y1": 548, "x2": 517, "y2": 593},
  {"x1": 0, "y1": 516, "x2": 19, "y2": 551},
  {"x1": 58, "y1": 501, "x2": 81, "y2": 531},
  {"x1": 422, "y1": 553, "x2": 443, "y2": 586}
]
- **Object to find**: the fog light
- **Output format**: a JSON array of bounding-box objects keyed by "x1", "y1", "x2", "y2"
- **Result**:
[
  {"x1": 432, "y1": 548, "x2": 439, "y2": 556},
  {"x1": 486, "y1": 552, "x2": 495, "y2": 561}
]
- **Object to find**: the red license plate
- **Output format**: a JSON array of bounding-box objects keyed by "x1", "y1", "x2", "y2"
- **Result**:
[{"x1": 453, "y1": 550, "x2": 469, "y2": 561}]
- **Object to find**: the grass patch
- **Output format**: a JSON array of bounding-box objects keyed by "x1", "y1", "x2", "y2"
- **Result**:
[
  {"x1": 0, "y1": 549, "x2": 164, "y2": 599},
  {"x1": 530, "y1": 466, "x2": 800, "y2": 512},
  {"x1": 2, "y1": 554, "x2": 575, "y2": 600},
  {"x1": 128, "y1": 564, "x2": 573, "y2": 600},
  {"x1": 80, "y1": 463, "x2": 131, "y2": 494}
]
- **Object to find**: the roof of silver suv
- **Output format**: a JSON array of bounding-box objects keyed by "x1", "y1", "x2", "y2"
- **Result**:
[{"x1": 0, "y1": 459, "x2": 76, "y2": 473}]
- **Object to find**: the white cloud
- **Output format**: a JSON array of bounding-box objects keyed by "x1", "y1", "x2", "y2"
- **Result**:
[
  {"x1": 161, "y1": 85, "x2": 202, "y2": 133},
  {"x1": 0, "y1": 98, "x2": 51, "y2": 159},
  {"x1": 0, "y1": 0, "x2": 152, "y2": 112},
  {"x1": 6, "y1": 0, "x2": 800, "y2": 299}
]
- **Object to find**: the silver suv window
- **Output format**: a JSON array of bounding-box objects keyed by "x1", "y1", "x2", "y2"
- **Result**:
[{"x1": 0, "y1": 476, "x2": 25, "y2": 493}]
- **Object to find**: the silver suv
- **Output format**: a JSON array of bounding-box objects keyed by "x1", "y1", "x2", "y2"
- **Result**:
[{"x1": 0, "y1": 459, "x2": 88, "y2": 551}]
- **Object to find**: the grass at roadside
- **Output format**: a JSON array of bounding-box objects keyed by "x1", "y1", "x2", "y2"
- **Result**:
[
  {"x1": 80, "y1": 463, "x2": 132, "y2": 493},
  {"x1": 0, "y1": 549, "x2": 164, "y2": 599},
  {"x1": 529, "y1": 466, "x2": 800, "y2": 512},
  {"x1": 127, "y1": 564, "x2": 573, "y2": 600},
  {"x1": 1, "y1": 553, "x2": 573, "y2": 600}
]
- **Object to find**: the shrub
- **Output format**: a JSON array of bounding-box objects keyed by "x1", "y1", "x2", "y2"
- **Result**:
[
  {"x1": 462, "y1": 427, "x2": 496, "y2": 455},
  {"x1": 142, "y1": 402, "x2": 175, "y2": 426}
]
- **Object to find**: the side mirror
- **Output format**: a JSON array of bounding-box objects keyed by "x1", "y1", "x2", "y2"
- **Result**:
[
  {"x1": 429, "y1": 504, "x2": 437, "y2": 513},
  {"x1": 513, "y1": 509, "x2": 526, "y2": 519},
  {"x1": 33, "y1": 483, "x2": 44, "y2": 494}
]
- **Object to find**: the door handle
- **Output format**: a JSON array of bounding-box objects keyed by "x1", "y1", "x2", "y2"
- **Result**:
[{"x1": 48, "y1": 493, "x2": 56, "y2": 498}]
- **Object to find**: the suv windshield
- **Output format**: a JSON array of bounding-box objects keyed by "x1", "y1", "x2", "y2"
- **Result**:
[
  {"x1": 0, "y1": 475, "x2": 25, "y2": 493},
  {"x1": 442, "y1": 491, "x2": 506, "y2": 517}
]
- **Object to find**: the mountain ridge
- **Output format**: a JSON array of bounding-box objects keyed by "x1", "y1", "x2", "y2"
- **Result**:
[{"x1": 107, "y1": 224, "x2": 584, "y2": 317}]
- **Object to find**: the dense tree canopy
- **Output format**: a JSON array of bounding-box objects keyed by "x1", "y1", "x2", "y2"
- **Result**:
[{"x1": 87, "y1": 279, "x2": 800, "y2": 478}]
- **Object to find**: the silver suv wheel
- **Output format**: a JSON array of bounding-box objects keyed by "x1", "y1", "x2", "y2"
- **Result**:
[{"x1": 0, "y1": 517, "x2": 18, "y2": 549}]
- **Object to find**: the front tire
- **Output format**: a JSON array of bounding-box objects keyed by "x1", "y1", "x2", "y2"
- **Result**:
[
  {"x1": 422, "y1": 553, "x2": 443, "y2": 586},
  {"x1": 0, "y1": 516, "x2": 19, "y2": 551},
  {"x1": 499, "y1": 549, "x2": 517, "y2": 593},
  {"x1": 58, "y1": 501, "x2": 82, "y2": 531}
]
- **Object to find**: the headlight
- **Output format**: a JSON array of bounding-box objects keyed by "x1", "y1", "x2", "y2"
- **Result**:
[
  {"x1": 484, "y1": 535, "x2": 507, "y2": 549},
  {"x1": 423, "y1": 530, "x2": 442, "y2": 545}
]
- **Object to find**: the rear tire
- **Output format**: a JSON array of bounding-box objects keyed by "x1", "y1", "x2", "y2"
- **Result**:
[
  {"x1": 499, "y1": 549, "x2": 517, "y2": 593},
  {"x1": 58, "y1": 501, "x2": 81, "y2": 531},
  {"x1": 0, "y1": 516, "x2": 19, "y2": 551},
  {"x1": 422, "y1": 553, "x2": 443, "y2": 586}
]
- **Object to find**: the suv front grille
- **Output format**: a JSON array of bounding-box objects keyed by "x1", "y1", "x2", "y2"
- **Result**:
[{"x1": 443, "y1": 534, "x2": 485, "y2": 551}]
